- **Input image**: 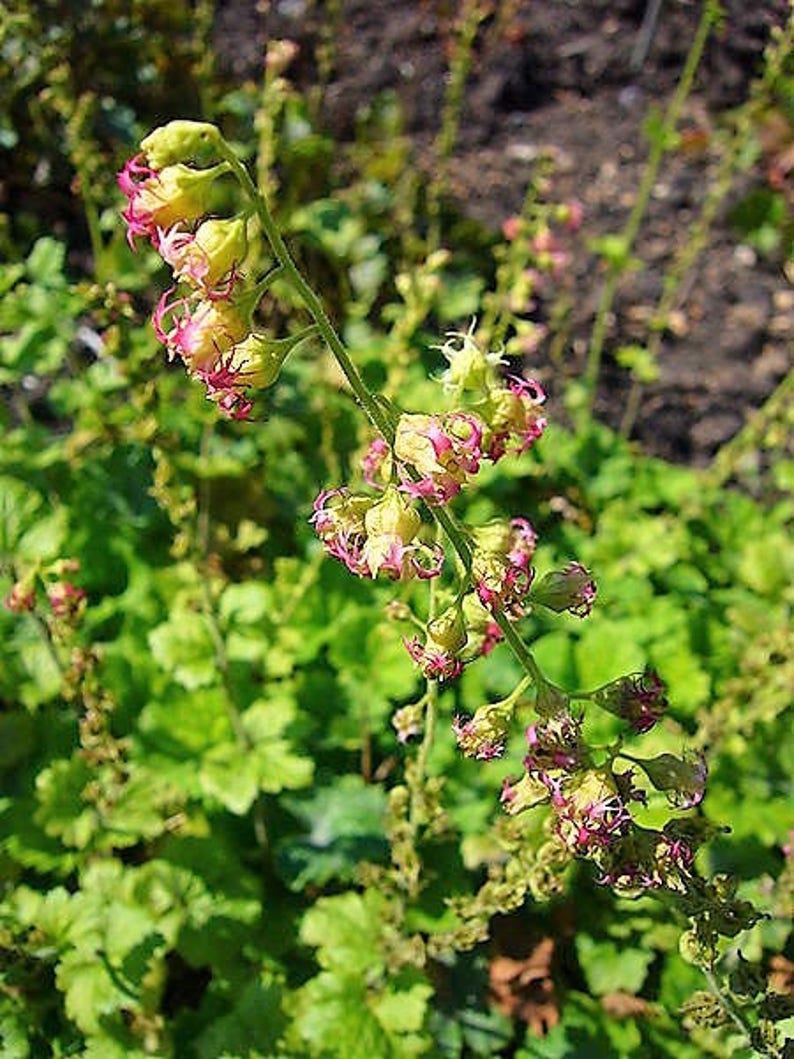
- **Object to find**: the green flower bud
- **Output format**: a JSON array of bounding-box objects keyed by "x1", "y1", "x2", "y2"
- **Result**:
[
  {"x1": 427, "y1": 604, "x2": 467, "y2": 655},
  {"x1": 530, "y1": 562, "x2": 596, "y2": 618},
  {"x1": 141, "y1": 120, "x2": 222, "y2": 168}
]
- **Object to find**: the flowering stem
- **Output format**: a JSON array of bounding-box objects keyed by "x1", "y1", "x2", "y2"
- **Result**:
[
  {"x1": 224, "y1": 144, "x2": 552, "y2": 696},
  {"x1": 702, "y1": 967, "x2": 762, "y2": 1054},
  {"x1": 219, "y1": 145, "x2": 396, "y2": 444},
  {"x1": 492, "y1": 608, "x2": 551, "y2": 691}
]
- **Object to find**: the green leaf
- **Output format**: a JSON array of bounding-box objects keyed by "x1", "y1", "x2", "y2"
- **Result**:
[
  {"x1": 195, "y1": 973, "x2": 286, "y2": 1059},
  {"x1": 26, "y1": 238, "x2": 67, "y2": 285},
  {"x1": 55, "y1": 952, "x2": 124, "y2": 1036},
  {"x1": 277, "y1": 775, "x2": 388, "y2": 890},
  {"x1": 219, "y1": 582, "x2": 271, "y2": 626},
  {"x1": 371, "y1": 982, "x2": 433, "y2": 1034},
  {"x1": 291, "y1": 972, "x2": 431, "y2": 1059},
  {"x1": 148, "y1": 609, "x2": 217, "y2": 689},
  {"x1": 300, "y1": 890, "x2": 387, "y2": 976},
  {"x1": 575, "y1": 936, "x2": 654, "y2": 997},
  {"x1": 0, "y1": 477, "x2": 42, "y2": 556},
  {"x1": 34, "y1": 757, "x2": 100, "y2": 850},
  {"x1": 200, "y1": 742, "x2": 261, "y2": 815}
]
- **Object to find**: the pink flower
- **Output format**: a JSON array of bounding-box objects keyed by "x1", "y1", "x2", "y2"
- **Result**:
[
  {"x1": 395, "y1": 412, "x2": 486, "y2": 506},
  {"x1": 453, "y1": 715, "x2": 506, "y2": 760},
  {"x1": 153, "y1": 290, "x2": 248, "y2": 370},
  {"x1": 47, "y1": 581, "x2": 86, "y2": 620},
  {"x1": 593, "y1": 669, "x2": 667, "y2": 733},
  {"x1": 118, "y1": 157, "x2": 219, "y2": 249},
  {"x1": 310, "y1": 487, "x2": 442, "y2": 581},
  {"x1": 4, "y1": 581, "x2": 35, "y2": 614},
  {"x1": 471, "y1": 518, "x2": 538, "y2": 617},
  {"x1": 485, "y1": 376, "x2": 547, "y2": 460},
  {"x1": 404, "y1": 636, "x2": 463, "y2": 682},
  {"x1": 156, "y1": 216, "x2": 247, "y2": 296}
]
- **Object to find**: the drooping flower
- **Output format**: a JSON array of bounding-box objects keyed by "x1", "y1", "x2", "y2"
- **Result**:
[
  {"x1": 484, "y1": 375, "x2": 547, "y2": 460},
  {"x1": 392, "y1": 703, "x2": 424, "y2": 745},
  {"x1": 500, "y1": 771, "x2": 554, "y2": 815},
  {"x1": 4, "y1": 579, "x2": 36, "y2": 614},
  {"x1": 471, "y1": 518, "x2": 538, "y2": 617},
  {"x1": 118, "y1": 157, "x2": 226, "y2": 248},
  {"x1": 395, "y1": 412, "x2": 485, "y2": 505},
  {"x1": 530, "y1": 561, "x2": 596, "y2": 618},
  {"x1": 153, "y1": 290, "x2": 249, "y2": 370},
  {"x1": 553, "y1": 768, "x2": 633, "y2": 855},
  {"x1": 360, "y1": 487, "x2": 443, "y2": 580},
  {"x1": 47, "y1": 581, "x2": 87, "y2": 621},
  {"x1": 404, "y1": 604, "x2": 467, "y2": 681},
  {"x1": 310, "y1": 487, "x2": 442, "y2": 581},
  {"x1": 156, "y1": 216, "x2": 248, "y2": 294},
  {"x1": 524, "y1": 711, "x2": 588, "y2": 780},
  {"x1": 592, "y1": 668, "x2": 667, "y2": 733},
  {"x1": 310, "y1": 488, "x2": 371, "y2": 577},
  {"x1": 453, "y1": 693, "x2": 519, "y2": 761},
  {"x1": 437, "y1": 325, "x2": 505, "y2": 393},
  {"x1": 193, "y1": 331, "x2": 303, "y2": 420}
]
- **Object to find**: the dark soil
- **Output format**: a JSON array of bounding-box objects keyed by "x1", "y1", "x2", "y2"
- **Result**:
[{"x1": 214, "y1": 0, "x2": 793, "y2": 465}]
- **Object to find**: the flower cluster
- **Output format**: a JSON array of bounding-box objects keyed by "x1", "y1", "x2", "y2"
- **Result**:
[
  {"x1": 311, "y1": 487, "x2": 443, "y2": 581},
  {"x1": 310, "y1": 329, "x2": 597, "y2": 683},
  {"x1": 119, "y1": 120, "x2": 301, "y2": 419},
  {"x1": 3, "y1": 558, "x2": 86, "y2": 630},
  {"x1": 498, "y1": 703, "x2": 708, "y2": 893}
]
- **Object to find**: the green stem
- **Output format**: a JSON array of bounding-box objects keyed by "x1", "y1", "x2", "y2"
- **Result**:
[
  {"x1": 701, "y1": 967, "x2": 762, "y2": 1054},
  {"x1": 493, "y1": 610, "x2": 548, "y2": 690},
  {"x1": 580, "y1": 0, "x2": 715, "y2": 425}
]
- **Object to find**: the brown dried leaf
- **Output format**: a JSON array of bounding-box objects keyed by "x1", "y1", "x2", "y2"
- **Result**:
[
  {"x1": 601, "y1": 991, "x2": 653, "y2": 1018},
  {"x1": 489, "y1": 938, "x2": 559, "y2": 1036},
  {"x1": 769, "y1": 954, "x2": 794, "y2": 995}
]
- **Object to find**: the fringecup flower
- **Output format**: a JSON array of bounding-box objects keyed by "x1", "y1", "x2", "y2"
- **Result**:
[
  {"x1": 530, "y1": 561, "x2": 596, "y2": 618},
  {"x1": 437, "y1": 326, "x2": 505, "y2": 393},
  {"x1": 483, "y1": 375, "x2": 547, "y2": 460},
  {"x1": 471, "y1": 517, "x2": 538, "y2": 617},
  {"x1": 311, "y1": 487, "x2": 442, "y2": 581},
  {"x1": 361, "y1": 487, "x2": 444, "y2": 580},
  {"x1": 310, "y1": 488, "x2": 371, "y2": 576},
  {"x1": 157, "y1": 216, "x2": 249, "y2": 295},
  {"x1": 553, "y1": 768, "x2": 633, "y2": 856},
  {"x1": 591, "y1": 668, "x2": 667, "y2": 733},
  {"x1": 453, "y1": 692, "x2": 520, "y2": 761},
  {"x1": 395, "y1": 412, "x2": 485, "y2": 505},
  {"x1": 404, "y1": 604, "x2": 467, "y2": 681},
  {"x1": 153, "y1": 290, "x2": 249, "y2": 370},
  {"x1": 118, "y1": 158, "x2": 228, "y2": 248}
]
